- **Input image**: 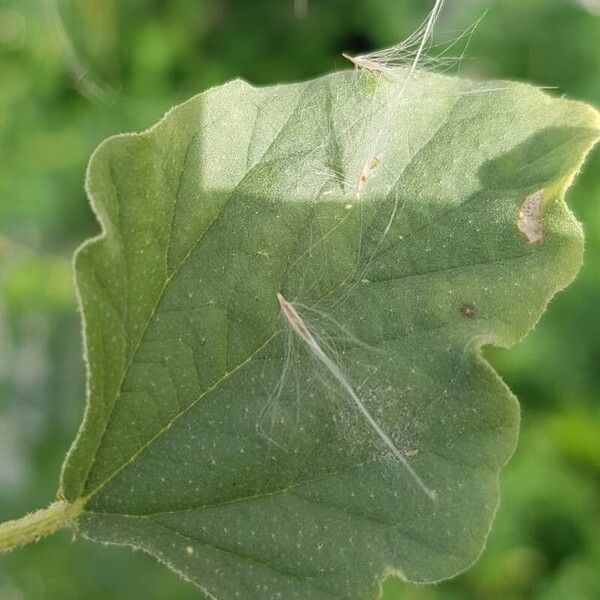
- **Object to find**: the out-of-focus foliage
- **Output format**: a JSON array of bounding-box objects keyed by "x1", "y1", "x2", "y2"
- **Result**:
[{"x1": 0, "y1": 1, "x2": 598, "y2": 598}]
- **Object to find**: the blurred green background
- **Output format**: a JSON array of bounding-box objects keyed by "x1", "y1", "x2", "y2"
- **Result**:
[{"x1": 0, "y1": 0, "x2": 599, "y2": 598}]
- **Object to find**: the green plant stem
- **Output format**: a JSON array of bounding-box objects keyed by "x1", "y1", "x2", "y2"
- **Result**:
[{"x1": 0, "y1": 500, "x2": 84, "y2": 552}]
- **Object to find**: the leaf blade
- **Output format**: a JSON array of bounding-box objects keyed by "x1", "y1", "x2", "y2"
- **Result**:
[{"x1": 62, "y1": 69, "x2": 600, "y2": 598}]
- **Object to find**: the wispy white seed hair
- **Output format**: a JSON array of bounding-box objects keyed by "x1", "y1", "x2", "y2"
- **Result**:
[
  {"x1": 346, "y1": 0, "x2": 447, "y2": 197},
  {"x1": 277, "y1": 293, "x2": 437, "y2": 500}
]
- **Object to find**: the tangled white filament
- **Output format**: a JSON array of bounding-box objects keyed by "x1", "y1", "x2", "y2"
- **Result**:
[
  {"x1": 346, "y1": 0, "x2": 447, "y2": 198},
  {"x1": 268, "y1": 0, "x2": 480, "y2": 501},
  {"x1": 277, "y1": 293, "x2": 437, "y2": 500}
]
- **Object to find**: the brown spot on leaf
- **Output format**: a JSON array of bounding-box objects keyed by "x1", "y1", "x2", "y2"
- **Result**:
[
  {"x1": 518, "y1": 189, "x2": 544, "y2": 243},
  {"x1": 460, "y1": 303, "x2": 475, "y2": 318}
]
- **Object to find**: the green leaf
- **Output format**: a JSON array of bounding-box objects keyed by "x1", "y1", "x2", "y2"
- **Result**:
[{"x1": 60, "y1": 70, "x2": 599, "y2": 599}]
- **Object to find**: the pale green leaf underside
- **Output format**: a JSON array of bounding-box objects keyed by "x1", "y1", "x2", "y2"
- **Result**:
[{"x1": 61, "y1": 69, "x2": 599, "y2": 599}]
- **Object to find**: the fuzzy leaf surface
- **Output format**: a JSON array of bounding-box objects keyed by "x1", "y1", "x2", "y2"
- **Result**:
[{"x1": 61, "y1": 70, "x2": 599, "y2": 599}]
